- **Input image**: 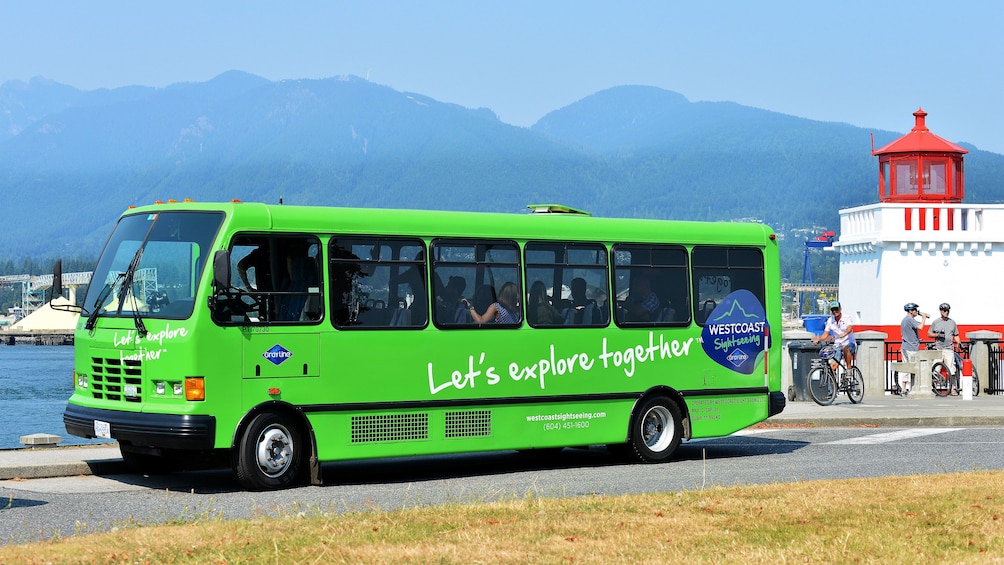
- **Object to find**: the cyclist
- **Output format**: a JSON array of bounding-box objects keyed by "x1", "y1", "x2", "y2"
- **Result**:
[
  {"x1": 812, "y1": 300, "x2": 856, "y2": 372},
  {"x1": 897, "y1": 303, "x2": 929, "y2": 396},
  {"x1": 928, "y1": 302, "x2": 962, "y2": 393}
]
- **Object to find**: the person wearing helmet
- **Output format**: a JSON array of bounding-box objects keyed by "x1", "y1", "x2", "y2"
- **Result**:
[
  {"x1": 812, "y1": 300, "x2": 856, "y2": 371},
  {"x1": 928, "y1": 303, "x2": 961, "y2": 392},
  {"x1": 897, "y1": 303, "x2": 929, "y2": 396}
]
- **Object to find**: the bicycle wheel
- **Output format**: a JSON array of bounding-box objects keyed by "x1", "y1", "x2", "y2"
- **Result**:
[
  {"x1": 808, "y1": 367, "x2": 837, "y2": 406},
  {"x1": 845, "y1": 366, "x2": 864, "y2": 404},
  {"x1": 931, "y1": 362, "x2": 952, "y2": 397},
  {"x1": 973, "y1": 366, "x2": 981, "y2": 397}
]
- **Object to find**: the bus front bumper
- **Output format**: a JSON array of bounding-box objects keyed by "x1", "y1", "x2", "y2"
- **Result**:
[{"x1": 63, "y1": 404, "x2": 216, "y2": 450}]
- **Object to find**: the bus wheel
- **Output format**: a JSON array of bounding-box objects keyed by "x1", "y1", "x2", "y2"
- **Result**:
[
  {"x1": 628, "y1": 396, "x2": 682, "y2": 463},
  {"x1": 234, "y1": 411, "x2": 306, "y2": 490}
]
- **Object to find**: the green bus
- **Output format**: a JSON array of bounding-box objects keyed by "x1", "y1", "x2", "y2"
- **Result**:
[{"x1": 64, "y1": 201, "x2": 785, "y2": 490}]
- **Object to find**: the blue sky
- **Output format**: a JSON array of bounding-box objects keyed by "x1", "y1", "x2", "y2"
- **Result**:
[{"x1": 4, "y1": 1, "x2": 1003, "y2": 153}]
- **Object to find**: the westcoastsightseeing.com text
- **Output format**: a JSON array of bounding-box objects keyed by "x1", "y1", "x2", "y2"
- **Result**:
[{"x1": 526, "y1": 411, "x2": 606, "y2": 422}]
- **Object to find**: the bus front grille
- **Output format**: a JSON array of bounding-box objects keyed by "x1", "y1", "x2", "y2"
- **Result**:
[
  {"x1": 350, "y1": 413, "x2": 429, "y2": 443},
  {"x1": 444, "y1": 410, "x2": 492, "y2": 438},
  {"x1": 88, "y1": 356, "x2": 143, "y2": 402}
]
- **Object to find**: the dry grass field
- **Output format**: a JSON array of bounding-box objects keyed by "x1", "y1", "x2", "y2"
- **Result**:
[{"x1": 3, "y1": 470, "x2": 1004, "y2": 564}]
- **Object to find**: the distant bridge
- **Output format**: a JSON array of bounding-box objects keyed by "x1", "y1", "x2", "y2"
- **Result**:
[
  {"x1": 781, "y1": 282, "x2": 839, "y2": 317},
  {"x1": 0, "y1": 272, "x2": 93, "y2": 319}
]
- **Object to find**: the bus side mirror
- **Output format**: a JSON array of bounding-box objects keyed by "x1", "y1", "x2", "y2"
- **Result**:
[
  {"x1": 52, "y1": 259, "x2": 63, "y2": 301},
  {"x1": 213, "y1": 250, "x2": 231, "y2": 289}
]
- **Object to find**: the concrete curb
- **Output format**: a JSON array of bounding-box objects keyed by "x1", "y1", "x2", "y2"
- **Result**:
[
  {"x1": 0, "y1": 459, "x2": 125, "y2": 481},
  {"x1": 764, "y1": 416, "x2": 1004, "y2": 428}
]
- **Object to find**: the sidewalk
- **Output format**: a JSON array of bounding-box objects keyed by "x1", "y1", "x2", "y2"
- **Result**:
[
  {"x1": 767, "y1": 391, "x2": 1004, "y2": 427},
  {"x1": 0, "y1": 444, "x2": 123, "y2": 481},
  {"x1": 3, "y1": 394, "x2": 1004, "y2": 481}
]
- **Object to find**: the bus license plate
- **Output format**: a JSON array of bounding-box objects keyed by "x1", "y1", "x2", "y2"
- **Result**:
[{"x1": 94, "y1": 420, "x2": 111, "y2": 439}]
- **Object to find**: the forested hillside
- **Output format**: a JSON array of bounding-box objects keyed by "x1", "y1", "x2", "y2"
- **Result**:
[{"x1": 2, "y1": 72, "x2": 1003, "y2": 307}]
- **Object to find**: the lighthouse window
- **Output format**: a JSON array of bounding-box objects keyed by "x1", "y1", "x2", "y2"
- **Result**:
[
  {"x1": 880, "y1": 161, "x2": 890, "y2": 199},
  {"x1": 895, "y1": 163, "x2": 916, "y2": 196},
  {"x1": 925, "y1": 162, "x2": 947, "y2": 195}
]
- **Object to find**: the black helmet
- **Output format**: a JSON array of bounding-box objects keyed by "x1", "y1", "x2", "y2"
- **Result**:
[
  {"x1": 939, "y1": 303, "x2": 951, "y2": 311},
  {"x1": 904, "y1": 303, "x2": 919, "y2": 312}
]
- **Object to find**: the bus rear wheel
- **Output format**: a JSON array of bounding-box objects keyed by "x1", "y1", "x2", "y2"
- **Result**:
[
  {"x1": 234, "y1": 411, "x2": 306, "y2": 491},
  {"x1": 627, "y1": 396, "x2": 682, "y2": 463}
]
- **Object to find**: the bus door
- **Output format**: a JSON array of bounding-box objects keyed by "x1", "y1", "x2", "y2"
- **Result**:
[{"x1": 242, "y1": 332, "x2": 320, "y2": 379}]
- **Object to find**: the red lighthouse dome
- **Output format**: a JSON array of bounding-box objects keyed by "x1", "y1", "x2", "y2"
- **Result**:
[{"x1": 873, "y1": 108, "x2": 967, "y2": 203}]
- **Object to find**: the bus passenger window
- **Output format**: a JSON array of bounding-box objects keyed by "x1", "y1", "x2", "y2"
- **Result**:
[
  {"x1": 613, "y1": 244, "x2": 689, "y2": 327},
  {"x1": 524, "y1": 242, "x2": 608, "y2": 328},
  {"x1": 330, "y1": 237, "x2": 427, "y2": 329},
  {"x1": 432, "y1": 239, "x2": 521, "y2": 328},
  {"x1": 691, "y1": 246, "x2": 765, "y2": 325}
]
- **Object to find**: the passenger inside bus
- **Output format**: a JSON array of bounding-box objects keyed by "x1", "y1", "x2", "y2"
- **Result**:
[
  {"x1": 465, "y1": 281, "x2": 521, "y2": 324},
  {"x1": 621, "y1": 274, "x2": 661, "y2": 322},
  {"x1": 436, "y1": 276, "x2": 467, "y2": 323},
  {"x1": 237, "y1": 244, "x2": 272, "y2": 292},
  {"x1": 527, "y1": 280, "x2": 563, "y2": 326},
  {"x1": 563, "y1": 277, "x2": 598, "y2": 325},
  {"x1": 471, "y1": 284, "x2": 497, "y2": 317},
  {"x1": 390, "y1": 250, "x2": 427, "y2": 326},
  {"x1": 277, "y1": 240, "x2": 319, "y2": 321}
]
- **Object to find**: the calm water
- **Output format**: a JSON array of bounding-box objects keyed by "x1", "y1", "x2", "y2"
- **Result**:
[{"x1": 0, "y1": 345, "x2": 108, "y2": 449}]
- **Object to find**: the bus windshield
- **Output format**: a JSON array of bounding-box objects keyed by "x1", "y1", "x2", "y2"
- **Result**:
[{"x1": 82, "y1": 211, "x2": 224, "y2": 321}]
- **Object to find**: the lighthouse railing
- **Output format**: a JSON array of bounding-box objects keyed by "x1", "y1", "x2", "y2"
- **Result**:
[{"x1": 839, "y1": 203, "x2": 1004, "y2": 245}]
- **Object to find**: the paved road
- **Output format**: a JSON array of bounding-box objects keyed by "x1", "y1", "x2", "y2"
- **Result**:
[{"x1": 4, "y1": 424, "x2": 1004, "y2": 545}]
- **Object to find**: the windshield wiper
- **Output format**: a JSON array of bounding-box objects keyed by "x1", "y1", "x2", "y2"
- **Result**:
[
  {"x1": 118, "y1": 247, "x2": 148, "y2": 337},
  {"x1": 84, "y1": 272, "x2": 125, "y2": 331}
]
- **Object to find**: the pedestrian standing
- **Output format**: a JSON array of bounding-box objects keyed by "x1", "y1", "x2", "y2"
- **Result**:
[
  {"x1": 928, "y1": 302, "x2": 961, "y2": 393},
  {"x1": 897, "y1": 303, "x2": 928, "y2": 396}
]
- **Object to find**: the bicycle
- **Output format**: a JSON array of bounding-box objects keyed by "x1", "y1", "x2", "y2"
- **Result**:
[
  {"x1": 930, "y1": 344, "x2": 980, "y2": 397},
  {"x1": 808, "y1": 344, "x2": 865, "y2": 406}
]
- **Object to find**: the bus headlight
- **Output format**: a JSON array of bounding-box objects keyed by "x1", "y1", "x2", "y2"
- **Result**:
[
  {"x1": 76, "y1": 372, "x2": 88, "y2": 388},
  {"x1": 185, "y1": 377, "x2": 205, "y2": 401},
  {"x1": 173, "y1": 382, "x2": 184, "y2": 396},
  {"x1": 156, "y1": 381, "x2": 166, "y2": 395}
]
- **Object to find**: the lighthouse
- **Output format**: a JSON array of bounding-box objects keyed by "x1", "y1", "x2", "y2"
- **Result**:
[{"x1": 833, "y1": 108, "x2": 1004, "y2": 340}]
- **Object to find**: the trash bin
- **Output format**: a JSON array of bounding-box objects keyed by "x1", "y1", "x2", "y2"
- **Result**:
[{"x1": 788, "y1": 340, "x2": 822, "y2": 401}]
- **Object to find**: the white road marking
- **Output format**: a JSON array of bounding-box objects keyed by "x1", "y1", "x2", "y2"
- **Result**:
[
  {"x1": 825, "y1": 428, "x2": 963, "y2": 445},
  {"x1": 732, "y1": 429, "x2": 775, "y2": 435}
]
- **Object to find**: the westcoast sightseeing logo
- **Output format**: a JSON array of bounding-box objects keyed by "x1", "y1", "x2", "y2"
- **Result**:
[
  {"x1": 263, "y1": 344, "x2": 293, "y2": 366},
  {"x1": 699, "y1": 289, "x2": 768, "y2": 375}
]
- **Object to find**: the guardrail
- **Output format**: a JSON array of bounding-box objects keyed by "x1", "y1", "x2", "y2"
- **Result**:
[{"x1": 883, "y1": 339, "x2": 1004, "y2": 395}]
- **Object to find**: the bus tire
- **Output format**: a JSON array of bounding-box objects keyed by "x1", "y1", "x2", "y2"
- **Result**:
[
  {"x1": 627, "y1": 396, "x2": 682, "y2": 463},
  {"x1": 234, "y1": 411, "x2": 306, "y2": 491}
]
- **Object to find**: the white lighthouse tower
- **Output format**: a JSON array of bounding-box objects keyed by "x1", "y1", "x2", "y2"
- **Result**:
[{"x1": 834, "y1": 108, "x2": 1004, "y2": 339}]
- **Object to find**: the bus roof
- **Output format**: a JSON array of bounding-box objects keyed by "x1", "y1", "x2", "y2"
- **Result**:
[{"x1": 123, "y1": 201, "x2": 776, "y2": 246}]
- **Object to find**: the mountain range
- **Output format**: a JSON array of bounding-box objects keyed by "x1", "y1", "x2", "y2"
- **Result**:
[{"x1": 3, "y1": 70, "x2": 1003, "y2": 285}]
